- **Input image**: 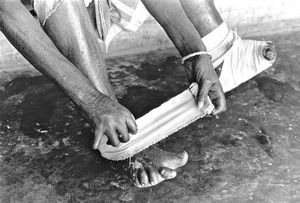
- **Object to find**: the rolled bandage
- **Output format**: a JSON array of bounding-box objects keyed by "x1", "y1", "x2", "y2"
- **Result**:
[
  {"x1": 99, "y1": 82, "x2": 214, "y2": 160},
  {"x1": 99, "y1": 24, "x2": 277, "y2": 161}
]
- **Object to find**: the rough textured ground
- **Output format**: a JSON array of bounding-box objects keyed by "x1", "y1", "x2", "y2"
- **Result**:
[{"x1": 0, "y1": 32, "x2": 300, "y2": 202}]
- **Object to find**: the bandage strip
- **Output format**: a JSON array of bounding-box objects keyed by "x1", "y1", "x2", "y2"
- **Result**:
[{"x1": 99, "y1": 83, "x2": 213, "y2": 160}]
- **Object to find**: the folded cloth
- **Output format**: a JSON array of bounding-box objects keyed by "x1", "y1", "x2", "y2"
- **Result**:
[
  {"x1": 103, "y1": 0, "x2": 150, "y2": 46},
  {"x1": 32, "y1": 0, "x2": 150, "y2": 47},
  {"x1": 91, "y1": 0, "x2": 150, "y2": 46}
]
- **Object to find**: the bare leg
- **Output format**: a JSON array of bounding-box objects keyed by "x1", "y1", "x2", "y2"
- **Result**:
[
  {"x1": 43, "y1": 0, "x2": 115, "y2": 99},
  {"x1": 41, "y1": 0, "x2": 187, "y2": 188},
  {"x1": 179, "y1": 0, "x2": 222, "y2": 36}
]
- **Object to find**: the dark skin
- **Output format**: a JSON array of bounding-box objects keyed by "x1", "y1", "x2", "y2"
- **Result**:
[
  {"x1": 0, "y1": 0, "x2": 276, "y2": 188},
  {"x1": 142, "y1": 0, "x2": 226, "y2": 115},
  {"x1": 0, "y1": 0, "x2": 189, "y2": 188},
  {"x1": 1, "y1": 0, "x2": 225, "y2": 148},
  {"x1": 143, "y1": 0, "x2": 276, "y2": 115},
  {"x1": 0, "y1": 0, "x2": 136, "y2": 147}
]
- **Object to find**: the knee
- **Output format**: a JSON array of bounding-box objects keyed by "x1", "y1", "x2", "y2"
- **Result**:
[{"x1": 38, "y1": 0, "x2": 87, "y2": 26}]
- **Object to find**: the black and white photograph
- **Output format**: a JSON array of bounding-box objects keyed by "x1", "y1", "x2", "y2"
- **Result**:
[{"x1": 0, "y1": 0, "x2": 299, "y2": 202}]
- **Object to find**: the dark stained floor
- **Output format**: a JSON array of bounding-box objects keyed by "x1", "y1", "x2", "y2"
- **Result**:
[{"x1": 0, "y1": 32, "x2": 300, "y2": 202}]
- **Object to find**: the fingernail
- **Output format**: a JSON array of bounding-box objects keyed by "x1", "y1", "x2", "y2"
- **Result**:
[{"x1": 179, "y1": 151, "x2": 188, "y2": 161}]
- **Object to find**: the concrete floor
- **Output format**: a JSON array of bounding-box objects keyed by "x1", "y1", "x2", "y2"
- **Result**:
[{"x1": 0, "y1": 31, "x2": 300, "y2": 202}]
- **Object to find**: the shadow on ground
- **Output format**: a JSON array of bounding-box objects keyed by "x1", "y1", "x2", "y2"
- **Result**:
[{"x1": 0, "y1": 32, "x2": 300, "y2": 202}]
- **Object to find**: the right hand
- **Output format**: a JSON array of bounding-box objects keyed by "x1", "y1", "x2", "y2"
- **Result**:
[
  {"x1": 184, "y1": 55, "x2": 227, "y2": 115},
  {"x1": 91, "y1": 96, "x2": 137, "y2": 148}
]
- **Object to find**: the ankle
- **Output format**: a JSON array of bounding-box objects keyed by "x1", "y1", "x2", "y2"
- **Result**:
[{"x1": 201, "y1": 23, "x2": 235, "y2": 68}]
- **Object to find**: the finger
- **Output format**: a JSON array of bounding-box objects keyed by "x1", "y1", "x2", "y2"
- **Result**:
[
  {"x1": 210, "y1": 85, "x2": 226, "y2": 116},
  {"x1": 212, "y1": 95, "x2": 227, "y2": 116},
  {"x1": 215, "y1": 62, "x2": 223, "y2": 77},
  {"x1": 116, "y1": 124, "x2": 130, "y2": 143},
  {"x1": 126, "y1": 116, "x2": 137, "y2": 135},
  {"x1": 197, "y1": 80, "x2": 212, "y2": 110},
  {"x1": 145, "y1": 165, "x2": 160, "y2": 186},
  {"x1": 105, "y1": 127, "x2": 120, "y2": 147},
  {"x1": 183, "y1": 61, "x2": 194, "y2": 82},
  {"x1": 159, "y1": 167, "x2": 177, "y2": 180},
  {"x1": 93, "y1": 127, "x2": 104, "y2": 149},
  {"x1": 137, "y1": 168, "x2": 149, "y2": 187}
]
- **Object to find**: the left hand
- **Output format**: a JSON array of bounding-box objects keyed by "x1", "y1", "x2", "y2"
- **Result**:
[{"x1": 184, "y1": 54, "x2": 227, "y2": 116}]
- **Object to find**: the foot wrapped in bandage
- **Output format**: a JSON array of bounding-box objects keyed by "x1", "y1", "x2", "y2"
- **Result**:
[{"x1": 203, "y1": 23, "x2": 276, "y2": 92}]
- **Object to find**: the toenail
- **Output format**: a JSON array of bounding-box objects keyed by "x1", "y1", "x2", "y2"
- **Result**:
[{"x1": 180, "y1": 151, "x2": 188, "y2": 158}]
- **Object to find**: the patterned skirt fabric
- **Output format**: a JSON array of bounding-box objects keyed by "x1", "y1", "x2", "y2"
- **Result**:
[{"x1": 32, "y1": 0, "x2": 150, "y2": 46}]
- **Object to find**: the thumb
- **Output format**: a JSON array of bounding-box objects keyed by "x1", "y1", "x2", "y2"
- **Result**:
[
  {"x1": 197, "y1": 80, "x2": 212, "y2": 111},
  {"x1": 93, "y1": 127, "x2": 104, "y2": 150}
]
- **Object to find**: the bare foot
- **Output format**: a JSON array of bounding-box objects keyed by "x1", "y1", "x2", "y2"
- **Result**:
[{"x1": 128, "y1": 146, "x2": 188, "y2": 188}]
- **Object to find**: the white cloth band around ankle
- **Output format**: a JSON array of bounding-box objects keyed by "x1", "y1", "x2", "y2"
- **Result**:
[{"x1": 181, "y1": 51, "x2": 211, "y2": 64}]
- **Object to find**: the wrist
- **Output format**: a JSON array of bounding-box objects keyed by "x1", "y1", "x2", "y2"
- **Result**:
[
  {"x1": 166, "y1": 24, "x2": 207, "y2": 56},
  {"x1": 74, "y1": 89, "x2": 108, "y2": 121},
  {"x1": 178, "y1": 37, "x2": 207, "y2": 57},
  {"x1": 181, "y1": 51, "x2": 211, "y2": 64},
  {"x1": 192, "y1": 53, "x2": 212, "y2": 62}
]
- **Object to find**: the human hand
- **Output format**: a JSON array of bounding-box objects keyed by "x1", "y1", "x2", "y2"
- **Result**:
[
  {"x1": 184, "y1": 55, "x2": 226, "y2": 115},
  {"x1": 91, "y1": 96, "x2": 137, "y2": 148}
]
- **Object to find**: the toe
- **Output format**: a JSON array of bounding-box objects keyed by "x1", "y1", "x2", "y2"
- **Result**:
[
  {"x1": 159, "y1": 167, "x2": 177, "y2": 179},
  {"x1": 137, "y1": 168, "x2": 149, "y2": 187},
  {"x1": 263, "y1": 42, "x2": 277, "y2": 61},
  {"x1": 145, "y1": 165, "x2": 160, "y2": 186},
  {"x1": 134, "y1": 176, "x2": 142, "y2": 188},
  {"x1": 177, "y1": 151, "x2": 189, "y2": 167},
  {"x1": 135, "y1": 166, "x2": 167, "y2": 188},
  {"x1": 146, "y1": 147, "x2": 189, "y2": 170},
  {"x1": 165, "y1": 151, "x2": 189, "y2": 170},
  {"x1": 266, "y1": 49, "x2": 276, "y2": 60}
]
